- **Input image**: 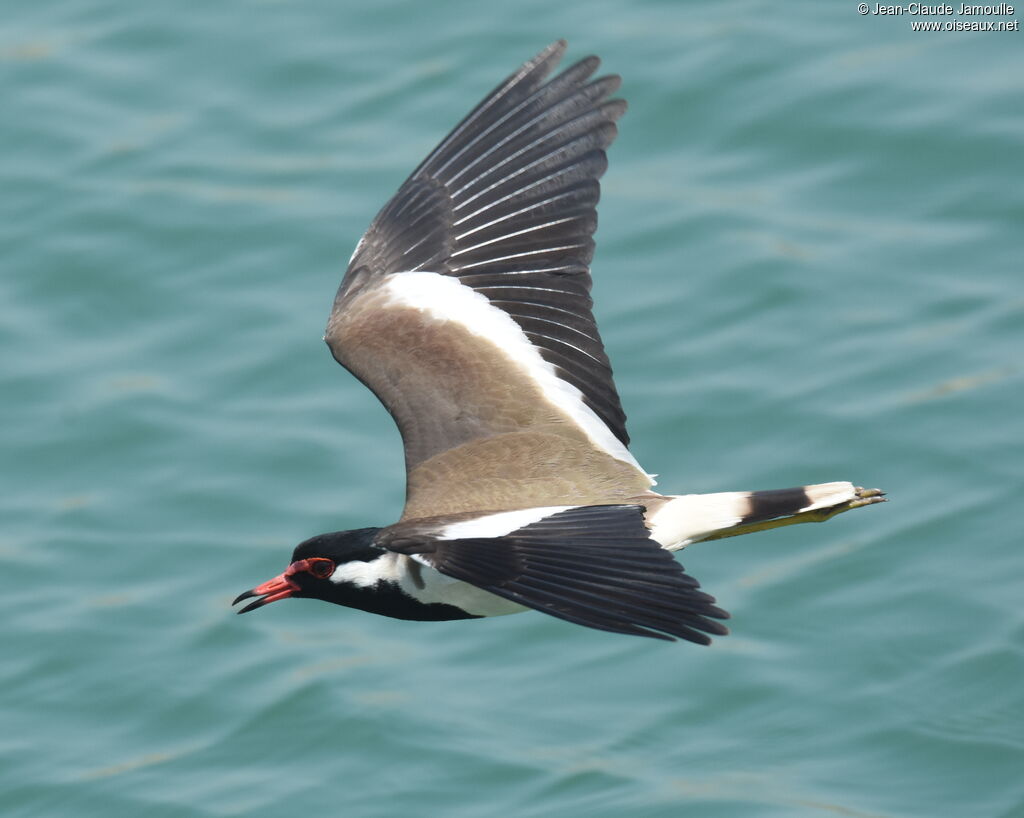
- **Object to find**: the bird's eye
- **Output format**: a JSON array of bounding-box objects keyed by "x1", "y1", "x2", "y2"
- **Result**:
[{"x1": 307, "y1": 558, "x2": 335, "y2": 579}]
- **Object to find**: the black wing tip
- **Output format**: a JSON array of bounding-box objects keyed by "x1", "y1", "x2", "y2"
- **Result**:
[
  {"x1": 602, "y1": 97, "x2": 628, "y2": 121},
  {"x1": 652, "y1": 611, "x2": 732, "y2": 645},
  {"x1": 527, "y1": 39, "x2": 569, "y2": 77},
  {"x1": 545, "y1": 38, "x2": 569, "y2": 57},
  {"x1": 530, "y1": 42, "x2": 621, "y2": 98},
  {"x1": 539, "y1": 599, "x2": 731, "y2": 645},
  {"x1": 536, "y1": 40, "x2": 602, "y2": 70}
]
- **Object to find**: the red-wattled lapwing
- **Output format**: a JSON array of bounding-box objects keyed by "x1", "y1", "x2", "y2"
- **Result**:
[{"x1": 233, "y1": 41, "x2": 885, "y2": 643}]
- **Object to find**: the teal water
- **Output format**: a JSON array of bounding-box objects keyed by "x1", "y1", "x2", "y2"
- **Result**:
[{"x1": 4, "y1": 2, "x2": 1023, "y2": 816}]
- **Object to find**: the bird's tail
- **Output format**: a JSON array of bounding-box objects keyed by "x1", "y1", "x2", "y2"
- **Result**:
[{"x1": 644, "y1": 481, "x2": 886, "y2": 551}]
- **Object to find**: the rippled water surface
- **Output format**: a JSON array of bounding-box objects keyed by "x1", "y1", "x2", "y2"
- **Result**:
[{"x1": 3, "y1": 2, "x2": 1023, "y2": 816}]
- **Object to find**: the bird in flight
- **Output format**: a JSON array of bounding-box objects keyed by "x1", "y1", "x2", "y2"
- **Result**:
[{"x1": 233, "y1": 40, "x2": 885, "y2": 643}]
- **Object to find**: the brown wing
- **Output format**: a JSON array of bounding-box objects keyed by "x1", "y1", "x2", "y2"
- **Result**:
[{"x1": 325, "y1": 41, "x2": 651, "y2": 519}]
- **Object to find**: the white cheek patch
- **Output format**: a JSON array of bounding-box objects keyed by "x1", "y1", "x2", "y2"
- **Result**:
[
  {"x1": 381, "y1": 272, "x2": 652, "y2": 482},
  {"x1": 329, "y1": 554, "x2": 402, "y2": 588}
]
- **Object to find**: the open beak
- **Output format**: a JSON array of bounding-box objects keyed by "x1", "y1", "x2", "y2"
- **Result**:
[{"x1": 233, "y1": 560, "x2": 311, "y2": 614}]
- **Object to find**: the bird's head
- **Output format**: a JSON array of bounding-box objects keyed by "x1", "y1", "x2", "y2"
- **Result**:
[{"x1": 233, "y1": 527, "x2": 383, "y2": 613}]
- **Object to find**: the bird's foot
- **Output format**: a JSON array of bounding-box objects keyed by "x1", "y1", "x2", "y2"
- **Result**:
[
  {"x1": 810, "y1": 486, "x2": 887, "y2": 521},
  {"x1": 850, "y1": 486, "x2": 887, "y2": 507}
]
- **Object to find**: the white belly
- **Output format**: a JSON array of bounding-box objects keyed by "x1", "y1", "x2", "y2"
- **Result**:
[{"x1": 395, "y1": 553, "x2": 527, "y2": 617}]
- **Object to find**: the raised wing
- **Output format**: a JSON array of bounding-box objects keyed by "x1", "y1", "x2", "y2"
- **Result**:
[
  {"x1": 326, "y1": 41, "x2": 653, "y2": 520},
  {"x1": 379, "y1": 505, "x2": 731, "y2": 644}
]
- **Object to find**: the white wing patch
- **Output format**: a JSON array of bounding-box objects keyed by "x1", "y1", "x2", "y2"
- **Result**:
[
  {"x1": 382, "y1": 271, "x2": 652, "y2": 481},
  {"x1": 436, "y1": 506, "x2": 577, "y2": 540}
]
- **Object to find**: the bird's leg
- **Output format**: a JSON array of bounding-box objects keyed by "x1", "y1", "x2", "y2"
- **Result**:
[{"x1": 697, "y1": 487, "x2": 886, "y2": 543}]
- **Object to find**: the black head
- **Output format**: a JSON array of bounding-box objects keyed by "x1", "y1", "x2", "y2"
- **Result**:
[
  {"x1": 290, "y1": 527, "x2": 382, "y2": 565},
  {"x1": 233, "y1": 527, "x2": 383, "y2": 613}
]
